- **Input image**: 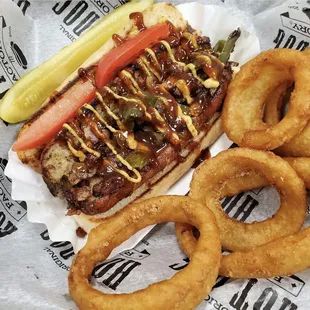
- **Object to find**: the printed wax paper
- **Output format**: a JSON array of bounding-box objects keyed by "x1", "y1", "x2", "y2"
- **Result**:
[{"x1": 1, "y1": 1, "x2": 310, "y2": 309}]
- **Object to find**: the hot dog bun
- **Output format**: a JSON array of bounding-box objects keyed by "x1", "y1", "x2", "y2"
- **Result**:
[{"x1": 15, "y1": 3, "x2": 233, "y2": 234}]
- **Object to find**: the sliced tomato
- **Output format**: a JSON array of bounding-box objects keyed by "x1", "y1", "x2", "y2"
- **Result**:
[
  {"x1": 13, "y1": 80, "x2": 95, "y2": 151},
  {"x1": 95, "y1": 22, "x2": 170, "y2": 88}
]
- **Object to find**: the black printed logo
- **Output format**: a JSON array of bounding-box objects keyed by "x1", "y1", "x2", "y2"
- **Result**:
[
  {"x1": 92, "y1": 244, "x2": 150, "y2": 290},
  {"x1": 281, "y1": 11, "x2": 310, "y2": 38},
  {"x1": 120, "y1": 248, "x2": 150, "y2": 260},
  {"x1": 222, "y1": 193, "x2": 258, "y2": 222},
  {"x1": 0, "y1": 158, "x2": 27, "y2": 221},
  {"x1": 213, "y1": 276, "x2": 231, "y2": 290},
  {"x1": 12, "y1": 0, "x2": 31, "y2": 16},
  {"x1": 274, "y1": 28, "x2": 310, "y2": 50},
  {"x1": 302, "y1": 7, "x2": 310, "y2": 20},
  {"x1": 268, "y1": 275, "x2": 305, "y2": 297},
  {"x1": 205, "y1": 295, "x2": 229, "y2": 310},
  {"x1": 40, "y1": 229, "x2": 74, "y2": 271},
  {"x1": 274, "y1": 10, "x2": 310, "y2": 50},
  {"x1": 92, "y1": 256, "x2": 141, "y2": 290},
  {"x1": 52, "y1": 0, "x2": 128, "y2": 41},
  {"x1": 169, "y1": 257, "x2": 189, "y2": 271},
  {"x1": 0, "y1": 16, "x2": 22, "y2": 83},
  {"x1": 230, "y1": 279, "x2": 298, "y2": 310},
  {"x1": 10, "y1": 41, "x2": 27, "y2": 69},
  {"x1": 0, "y1": 158, "x2": 27, "y2": 238},
  {"x1": 52, "y1": 0, "x2": 100, "y2": 39}
]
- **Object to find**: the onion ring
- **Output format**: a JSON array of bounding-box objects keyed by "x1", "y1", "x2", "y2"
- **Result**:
[
  {"x1": 176, "y1": 148, "x2": 306, "y2": 252},
  {"x1": 68, "y1": 196, "x2": 221, "y2": 310},
  {"x1": 263, "y1": 82, "x2": 292, "y2": 128},
  {"x1": 176, "y1": 156, "x2": 310, "y2": 258},
  {"x1": 220, "y1": 226, "x2": 310, "y2": 278},
  {"x1": 264, "y1": 82, "x2": 310, "y2": 157},
  {"x1": 222, "y1": 49, "x2": 310, "y2": 150},
  {"x1": 284, "y1": 157, "x2": 310, "y2": 189},
  {"x1": 219, "y1": 156, "x2": 310, "y2": 190},
  {"x1": 176, "y1": 172, "x2": 268, "y2": 257}
]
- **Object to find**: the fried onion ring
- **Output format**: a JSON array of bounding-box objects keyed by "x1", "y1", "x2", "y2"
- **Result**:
[
  {"x1": 222, "y1": 49, "x2": 310, "y2": 150},
  {"x1": 69, "y1": 196, "x2": 221, "y2": 310},
  {"x1": 284, "y1": 157, "x2": 310, "y2": 189},
  {"x1": 264, "y1": 82, "x2": 310, "y2": 157},
  {"x1": 176, "y1": 148, "x2": 307, "y2": 252},
  {"x1": 220, "y1": 227, "x2": 310, "y2": 278},
  {"x1": 264, "y1": 82, "x2": 292, "y2": 128},
  {"x1": 176, "y1": 172, "x2": 268, "y2": 257}
]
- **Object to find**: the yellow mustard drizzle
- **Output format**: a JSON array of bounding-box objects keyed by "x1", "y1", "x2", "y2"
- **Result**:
[
  {"x1": 63, "y1": 123, "x2": 101, "y2": 158},
  {"x1": 137, "y1": 57, "x2": 152, "y2": 78},
  {"x1": 160, "y1": 40, "x2": 220, "y2": 89},
  {"x1": 140, "y1": 55, "x2": 161, "y2": 81},
  {"x1": 156, "y1": 89, "x2": 197, "y2": 137},
  {"x1": 182, "y1": 32, "x2": 198, "y2": 49},
  {"x1": 117, "y1": 69, "x2": 182, "y2": 143},
  {"x1": 92, "y1": 125, "x2": 142, "y2": 183},
  {"x1": 136, "y1": 59, "x2": 158, "y2": 90},
  {"x1": 160, "y1": 40, "x2": 185, "y2": 67},
  {"x1": 121, "y1": 70, "x2": 152, "y2": 97},
  {"x1": 150, "y1": 107, "x2": 165, "y2": 123},
  {"x1": 137, "y1": 45, "x2": 198, "y2": 137},
  {"x1": 177, "y1": 105, "x2": 198, "y2": 137},
  {"x1": 85, "y1": 103, "x2": 137, "y2": 149},
  {"x1": 196, "y1": 54, "x2": 212, "y2": 65},
  {"x1": 104, "y1": 86, "x2": 152, "y2": 121},
  {"x1": 184, "y1": 63, "x2": 219, "y2": 88},
  {"x1": 108, "y1": 163, "x2": 141, "y2": 183},
  {"x1": 195, "y1": 55, "x2": 221, "y2": 88},
  {"x1": 116, "y1": 71, "x2": 180, "y2": 141},
  {"x1": 203, "y1": 78, "x2": 220, "y2": 88},
  {"x1": 84, "y1": 104, "x2": 119, "y2": 135},
  {"x1": 95, "y1": 92, "x2": 120, "y2": 121},
  {"x1": 153, "y1": 109, "x2": 179, "y2": 142},
  {"x1": 117, "y1": 53, "x2": 197, "y2": 139},
  {"x1": 95, "y1": 92, "x2": 124, "y2": 131},
  {"x1": 145, "y1": 48, "x2": 161, "y2": 70},
  {"x1": 85, "y1": 103, "x2": 138, "y2": 150},
  {"x1": 65, "y1": 114, "x2": 141, "y2": 182},
  {"x1": 175, "y1": 80, "x2": 193, "y2": 104},
  {"x1": 95, "y1": 92, "x2": 137, "y2": 150},
  {"x1": 120, "y1": 70, "x2": 141, "y2": 95},
  {"x1": 67, "y1": 141, "x2": 86, "y2": 162},
  {"x1": 199, "y1": 54, "x2": 224, "y2": 67}
]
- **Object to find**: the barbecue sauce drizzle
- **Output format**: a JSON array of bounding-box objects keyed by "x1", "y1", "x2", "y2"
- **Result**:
[
  {"x1": 112, "y1": 34, "x2": 125, "y2": 46},
  {"x1": 60, "y1": 13, "x2": 227, "y2": 205},
  {"x1": 130, "y1": 12, "x2": 146, "y2": 31}
]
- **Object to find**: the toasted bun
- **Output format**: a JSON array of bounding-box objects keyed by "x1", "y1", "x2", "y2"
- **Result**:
[
  {"x1": 74, "y1": 115, "x2": 223, "y2": 233},
  {"x1": 17, "y1": 2, "x2": 187, "y2": 171}
]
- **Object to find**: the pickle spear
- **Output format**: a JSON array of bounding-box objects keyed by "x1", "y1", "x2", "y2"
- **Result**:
[{"x1": 0, "y1": 0, "x2": 153, "y2": 123}]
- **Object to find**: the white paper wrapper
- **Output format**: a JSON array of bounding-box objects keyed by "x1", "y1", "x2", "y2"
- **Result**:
[
  {"x1": 4, "y1": 2, "x2": 260, "y2": 253},
  {"x1": 2, "y1": 1, "x2": 310, "y2": 309}
]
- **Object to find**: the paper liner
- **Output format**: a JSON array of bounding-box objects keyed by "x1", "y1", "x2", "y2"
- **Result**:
[{"x1": 5, "y1": 2, "x2": 260, "y2": 253}]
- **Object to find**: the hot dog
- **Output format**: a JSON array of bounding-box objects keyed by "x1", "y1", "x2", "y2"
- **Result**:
[{"x1": 13, "y1": 3, "x2": 239, "y2": 232}]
